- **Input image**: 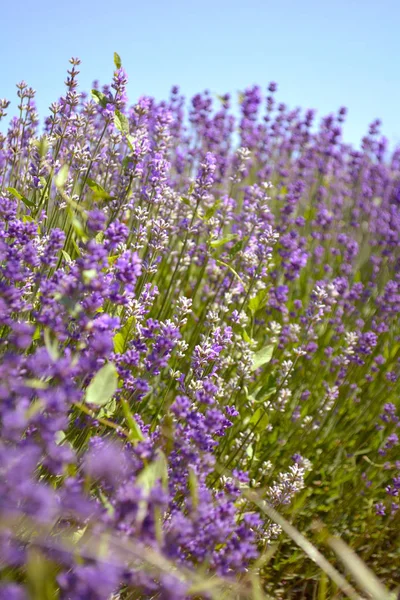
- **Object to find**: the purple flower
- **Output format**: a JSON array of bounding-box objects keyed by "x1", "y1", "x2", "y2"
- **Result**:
[
  {"x1": 87, "y1": 208, "x2": 107, "y2": 232},
  {"x1": 83, "y1": 437, "x2": 129, "y2": 484}
]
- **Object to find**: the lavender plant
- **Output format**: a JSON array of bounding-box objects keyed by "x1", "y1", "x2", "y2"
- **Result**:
[{"x1": 0, "y1": 55, "x2": 399, "y2": 599}]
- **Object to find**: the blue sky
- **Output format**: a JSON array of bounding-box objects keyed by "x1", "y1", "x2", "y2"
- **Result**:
[{"x1": 1, "y1": 0, "x2": 399, "y2": 146}]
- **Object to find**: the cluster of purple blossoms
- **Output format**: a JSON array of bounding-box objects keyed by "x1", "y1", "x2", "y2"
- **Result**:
[{"x1": 0, "y1": 55, "x2": 399, "y2": 597}]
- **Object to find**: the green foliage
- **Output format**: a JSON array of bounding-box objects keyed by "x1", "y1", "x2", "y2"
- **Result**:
[
  {"x1": 114, "y1": 52, "x2": 122, "y2": 69},
  {"x1": 86, "y1": 177, "x2": 113, "y2": 200},
  {"x1": 121, "y1": 397, "x2": 144, "y2": 442},
  {"x1": 251, "y1": 344, "x2": 274, "y2": 371},
  {"x1": 55, "y1": 164, "x2": 69, "y2": 188},
  {"x1": 114, "y1": 109, "x2": 130, "y2": 134},
  {"x1": 91, "y1": 89, "x2": 108, "y2": 108},
  {"x1": 210, "y1": 234, "x2": 237, "y2": 248},
  {"x1": 2, "y1": 56, "x2": 399, "y2": 599},
  {"x1": 7, "y1": 186, "x2": 35, "y2": 208},
  {"x1": 85, "y1": 362, "x2": 119, "y2": 406}
]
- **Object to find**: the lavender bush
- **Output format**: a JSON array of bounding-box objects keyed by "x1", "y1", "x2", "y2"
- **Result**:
[{"x1": 0, "y1": 54, "x2": 399, "y2": 599}]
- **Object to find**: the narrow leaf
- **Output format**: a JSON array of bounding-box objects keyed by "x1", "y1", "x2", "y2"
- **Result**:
[
  {"x1": 114, "y1": 110, "x2": 129, "y2": 134},
  {"x1": 114, "y1": 52, "x2": 122, "y2": 69},
  {"x1": 118, "y1": 316, "x2": 136, "y2": 352},
  {"x1": 23, "y1": 379, "x2": 49, "y2": 390},
  {"x1": 44, "y1": 329, "x2": 59, "y2": 361},
  {"x1": 91, "y1": 89, "x2": 109, "y2": 108},
  {"x1": 62, "y1": 250, "x2": 73, "y2": 265},
  {"x1": 215, "y1": 259, "x2": 246, "y2": 287},
  {"x1": 210, "y1": 234, "x2": 237, "y2": 248},
  {"x1": 188, "y1": 468, "x2": 199, "y2": 509},
  {"x1": 329, "y1": 537, "x2": 392, "y2": 600},
  {"x1": 113, "y1": 332, "x2": 124, "y2": 354},
  {"x1": 121, "y1": 397, "x2": 144, "y2": 442},
  {"x1": 86, "y1": 177, "x2": 113, "y2": 200},
  {"x1": 71, "y1": 215, "x2": 86, "y2": 239},
  {"x1": 228, "y1": 237, "x2": 247, "y2": 257},
  {"x1": 126, "y1": 134, "x2": 136, "y2": 151},
  {"x1": 203, "y1": 199, "x2": 221, "y2": 221},
  {"x1": 7, "y1": 186, "x2": 35, "y2": 208},
  {"x1": 245, "y1": 492, "x2": 362, "y2": 600}
]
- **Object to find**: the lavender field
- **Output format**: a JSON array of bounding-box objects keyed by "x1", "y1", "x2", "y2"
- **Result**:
[{"x1": 0, "y1": 55, "x2": 399, "y2": 599}]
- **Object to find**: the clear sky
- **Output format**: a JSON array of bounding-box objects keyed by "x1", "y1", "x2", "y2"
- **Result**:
[{"x1": 1, "y1": 0, "x2": 399, "y2": 147}]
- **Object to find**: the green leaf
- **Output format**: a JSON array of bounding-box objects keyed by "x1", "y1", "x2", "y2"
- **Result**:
[
  {"x1": 55, "y1": 164, "x2": 69, "y2": 188},
  {"x1": 7, "y1": 186, "x2": 36, "y2": 208},
  {"x1": 98, "y1": 490, "x2": 115, "y2": 517},
  {"x1": 107, "y1": 254, "x2": 118, "y2": 265},
  {"x1": 44, "y1": 329, "x2": 59, "y2": 361},
  {"x1": 242, "y1": 330, "x2": 253, "y2": 345},
  {"x1": 7, "y1": 186, "x2": 24, "y2": 200},
  {"x1": 113, "y1": 332, "x2": 124, "y2": 354},
  {"x1": 210, "y1": 234, "x2": 237, "y2": 248},
  {"x1": 114, "y1": 110, "x2": 129, "y2": 134},
  {"x1": 55, "y1": 430, "x2": 66, "y2": 445},
  {"x1": 82, "y1": 268, "x2": 97, "y2": 284},
  {"x1": 122, "y1": 155, "x2": 133, "y2": 170},
  {"x1": 114, "y1": 316, "x2": 136, "y2": 354},
  {"x1": 246, "y1": 444, "x2": 254, "y2": 458},
  {"x1": 137, "y1": 450, "x2": 168, "y2": 491},
  {"x1": 203, "y1": 199, "x2": 221, "y2": 221},
  {"x1": 24, "y1": 378, "x2": 49, "y2": 390},
  {"x1": 161, "y1": 413, "x2": 175, "y2": 455},
  {"x1": 27, "y1": 548, "x2": 58, "y2": 600},
  {"x1": 228, "y1": 237, "x2": 246, "y2": 257},
  {"x1": 121, "y1": 397, "x2": 144, "y2": 442},
  {"x1": 248, "y1": 295, "x2": 261, "y2": 314},
  {"x1": 135, "y1": 450, "x2": 168, "y2": 529},
  {"x1": 85, "y1": 362, "x2": 118, "y2": 406},
  {"x1": 126, "y1": 134, "x2": 136, "y2": 151},
  {"x1": 91, "y1": 89, "x2": 109, "y2": 108},
  {"x1": 99, "y1": 398, "x2": 117, "y2": 419},
  {"x1": 250, "y1": 407, "x2": 269, "y2": 431},
  {"x1": 114, "y1": 52, "x2": 122, "y2": 69},
  {"x1": 71, "y1": 237, "x2": 82, "y2": 257},
  {"x1": 251, "y1": 344, "x2": 274, "y2": 371},
  {"x1": 86, "y1": 177, "x2": 113, "y2": 200},
  {"x1": 256, "y1": 386, "x2": 276, "y2": 403},
  {"x1": 249, "y1": 289, "x2": 268, "y2": 314},
  {"x1": 188, "y1": 467, "x2": 199, "y2": 509},
  {"x1": 25, "y1": 399, "x2": 45, "y2": 420},
  {"x1": 62, "y1": 250, "x2": 73, "y2": 265},
  {"x1": 215, "y1": 259, "x2": 246, "y2": 287},
  {"x1": 34, "y1": 136, "x2": 49, "y2": 158},
  {"x1": 71, "y1": 215, "x2": 86, "y2": 239}
]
